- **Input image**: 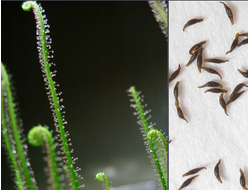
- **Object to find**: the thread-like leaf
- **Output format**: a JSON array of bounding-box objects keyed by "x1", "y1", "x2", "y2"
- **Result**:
[
  {"x1": 22, "y1": 2, "x2": 83, "y2": 189},
  {"x1": 28, "y1": 125, "x2": 61, "y2": 190},
  {"x1": 148, "y1": 1, "x2": 168, "y2": 40},
  {"x1": 128, "y1": 86, "x2": 167, "y2": 190},
  {"x1": 1, "y1": 62, "x2": 37, "y2": 190},
  {"x1": 148, "y1": 129, "x2": 168, "y2": 185},
  {"x1": 96, "y1": 172, "x2": 110, "y2": 190}
]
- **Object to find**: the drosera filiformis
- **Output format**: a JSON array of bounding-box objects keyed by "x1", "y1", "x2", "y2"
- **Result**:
[{"x1": 96, "y1": 172, "x2": 110, "y2": 190}]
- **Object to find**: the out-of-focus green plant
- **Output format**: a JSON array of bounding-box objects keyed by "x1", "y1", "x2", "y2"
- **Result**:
[{"x1": 126, "y1": 2, "x2": 168, "y2": 190}]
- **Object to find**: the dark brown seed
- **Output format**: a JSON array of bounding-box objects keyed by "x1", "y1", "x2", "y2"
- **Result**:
[
  {"x1": 174, "y1": 81, "x2": 180, "y2": 102},
  {"x1": 227, "y1": 90, "x2": 245, "y2": 105},
  {"x1": 182, "y1": 167, "x2": 206, "y2": 177},
  {"x1": 198, "y1": 81, "x2": 223, "y2": 88},
  {"x1": 214, "y1": 159, "x2": 223, "y2": 184},
  {"x1": 226, "y1": 33, "x2": 239, "y2": 54},
  {"x1": 176, "y1": 104, "x2": 188, "y2": 123},
  {"x1": 237, "y1": 38, "x2": 248, "y2": 47},
  {"x1": 169, "y1": 64, "x2": 181, "y2": 84},
  {"x1": 219, "y1": 93, "x2": 228, "y2": 116},
  {"x1": 220, "y1": 2, "x2": 234, "y2": 25},
  {"x1": 189, "y1": 41, "x2": 206, "y2": 55},
  {"x1": 169, "y1": 139, "x2": 172, "y2": 144},
  {"x1": 204, "y1": 58, "x2": 229, "y2": 64},
  {"x1": 205, "y1": 88, "x2": 227, "y2": 94},
  {"x1": 239, "y1": 32, "x2": 248, "y2": 37},
  {"x1": 229, "y1": 83, "x2": 248, "y2": 98},
  {"x1": 186, "y1": 50, "x2": 200, "y2": 67},
  {"x1": 240, "y1": 169, "x2": 248, "y2": 190},
  {"x1": 197, "y1": 48, "x2": 203, "y2": 73},
  {"x1": 178, "y1": 175, "x2": 198, "y2": 190},
  {"x1": 175, "y1": 99, "x2": 179, "y2": 107},
  {"x1": 183, "y1": 18, "x2": 203, "y2": 31},
  {"x1": 201, "y1": 66, "x2": 222, "y2": 79},
  {"x1": 238, "y1": 69, "x2": 248, "y2": 78}
]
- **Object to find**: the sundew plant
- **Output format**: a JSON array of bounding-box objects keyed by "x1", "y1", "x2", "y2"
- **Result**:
[{"x1": 1, "y1": 1, "x2": 168, "y2": 189}]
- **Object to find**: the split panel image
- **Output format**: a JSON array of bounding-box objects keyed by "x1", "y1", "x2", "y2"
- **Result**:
[{"x1": 1, "y1": 1, "x2": 248, "y2": 190}]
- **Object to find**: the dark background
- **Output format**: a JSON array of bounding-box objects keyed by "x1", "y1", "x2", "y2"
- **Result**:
[{"x1": 1, "y1": 1, "x2": 167, "y2": 189}]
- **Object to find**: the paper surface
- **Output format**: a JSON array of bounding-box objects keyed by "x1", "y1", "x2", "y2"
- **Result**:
[{"x1": 169, "y1": 1, "x2": 248, "y2": 190}]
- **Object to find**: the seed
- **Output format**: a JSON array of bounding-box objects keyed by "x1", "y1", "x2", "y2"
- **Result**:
[
  {"x1": 237, "y1": 38, "x2": 248, "y2": 47},
  {"x1": 183, "y1": 18, "x2": 203, "y2": 31},
  {"x1": 197, "y1": 48, "x2": 203, "y2": 73},
  {"x1": 227, "y1": 90, "x2": 245, "y2": 105},
  {"x1": 226, "y1": 33, "x2": 239, "y2": 54},
  {"x1": 240, "y1": 169, "x2": 248, "y2": 190},
  {"x1": 169, "y1": 64, "x2": 181, "y2": 84},
  {"x1": 175, "y1": 99, "x2": 179, "y2": 107},
  {"x1": 186, "y1": 50, "x2": 200, "y2": 67},
  {"x1": 201, "y1": 66, "x2": 222, "y2": 79},
  {"x1": 204, "y1": 58, "x2": 229, "y2": 64},
  {"x1": 220, "y1": 2, "x2": 234, "y2": 25},
  {"x1": 189, "y1": 41, "x2": 206, "y2": 55},
  {"x1": 197, "y1": 81, "x2": 223, "y2": 88},
  {"x1": 239, "y1": 32, "x2": 248, "y2": 37},
  {"x1": 229, "y1": 83, "x2": 248, "y2": 98},
  {"x1": 238, "y1": 69, "x2": 248, "y2": 78},
  {"x1": 182, "y1": 167, "x2": 206, "y2": 177},
  {"x1": 219, "y1": 93, "x2": 228, "y2": 116},
  {"x1": 174, "y1": 81, "x2": 180, "y2": 103},
  {"x1": 214, "y1": 159, "x2": 223, "y2": 184},
  {"x1": 205, "y1": 88, "x2": 227, "y2": 93},
  {"x1": 178, "y1": 175, "x2": 199, "y2": 190},
  {"x1": 175, "y1": 103, "x2": 188, "y2": 123}
]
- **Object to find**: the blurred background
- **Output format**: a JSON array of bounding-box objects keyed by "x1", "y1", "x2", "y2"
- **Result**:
[{"x1": 1, "y1": 1, "x2": 167, "y2": 189}]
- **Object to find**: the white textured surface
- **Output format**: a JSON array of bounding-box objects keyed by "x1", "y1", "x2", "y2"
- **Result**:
[{"x1": 169, "y1": 2, "x2": 248, "y2": 190}]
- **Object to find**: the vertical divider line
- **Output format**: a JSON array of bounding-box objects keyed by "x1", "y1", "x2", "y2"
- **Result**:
[{"x1": 167, "y1": 1, "x2": 170, "y2": 190}]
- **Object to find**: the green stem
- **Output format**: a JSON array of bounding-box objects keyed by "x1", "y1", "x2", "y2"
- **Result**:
[
  {"x1": 149, "y1": 1, "x2": 168, "y2": 39},
  {"x1": 28, "y1": 125, "x2": 61, "y2": 190},
  {"x1": 128, "y1": 86, "x2": 167, "y2": 190},
  {"x1": 22, "y1": 2, "x2": 81, "y2": 189},
  {"x1": 1, "y1": 62, "x2": 36, "y2": 190},
  {"x1": 96, "y1": 172, "x2": 110, "y2": 190},
  {"x1": 1, "y1": 63, "x2": 24, "y2": 190},
  {"x1": 148, "y1": 129, "x2": 168, "y2": 187},
  {"x1": 155, "y1": 1, "x2": 168, "y2": 28}
]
